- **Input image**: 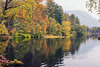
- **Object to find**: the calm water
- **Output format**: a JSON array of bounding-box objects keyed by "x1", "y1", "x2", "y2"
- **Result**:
[{"x1": 0, "y1": 36, "x2": 100, "y2": 67}]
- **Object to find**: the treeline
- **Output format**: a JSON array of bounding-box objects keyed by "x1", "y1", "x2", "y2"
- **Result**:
[
  {"x1": 87, "y1": 27, "x2": 100, "y2": 33},
  {"x1": 0, "y1": 0, "x2": 86, "y2": 37}
]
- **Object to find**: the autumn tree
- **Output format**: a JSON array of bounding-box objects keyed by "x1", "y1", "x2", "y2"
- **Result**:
[
  {"x1": 47, "y1": 17, "x2": 57, "y2": 35},
  {"x1": 5, "y1": 0, "x2": 37, "y2": 23},
  {"x1": 0, "y1": 21, "x2": 9, "y2": 35},
  {"x1": 46, "y1": 0, "x2": 55, "y2": 18},
  {"x1": 56, "y1": 23, "x2": 62, "y2": 35},
  {"x1": 33, "y1": 3, "x2": 49, "y2": 35},
  {"x1": 61, "y1": 21, "x2": 71, "y2": 36},
  {"x1": 35, "y1": 0, "x2": 43, "y2": 4},
  {"x1": 1, "y1": 0, "x2": 37, "y2": 34}
]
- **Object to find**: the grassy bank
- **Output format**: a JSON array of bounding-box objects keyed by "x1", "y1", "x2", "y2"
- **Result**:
[
  {"x1": 0, "y1": 34, "x2": 73, "y2": 41},
  {"x1": 43, "y1": 35, "x2": 71, "y2": 38}
]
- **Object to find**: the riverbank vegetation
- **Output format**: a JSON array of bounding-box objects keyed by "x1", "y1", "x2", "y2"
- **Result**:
[
  {"x1": 0, "y1": 0, "x2": 86, "y2": 39},
  {"x1": 87, "y1": 27, "x2": 100, "y2": 37}
]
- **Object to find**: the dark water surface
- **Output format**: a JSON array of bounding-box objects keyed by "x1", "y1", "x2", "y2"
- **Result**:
[{"x1": 0, "y1": 36, "x2": 100, "y2": 67}]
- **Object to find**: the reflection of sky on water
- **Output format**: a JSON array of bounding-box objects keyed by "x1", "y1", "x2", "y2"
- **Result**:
[
  {"x1": 1, "y1": 37, "x2": 100, "y2": 67},
  {"x1": 63, "y1": 38, "x2": 100, "y2": 67}
]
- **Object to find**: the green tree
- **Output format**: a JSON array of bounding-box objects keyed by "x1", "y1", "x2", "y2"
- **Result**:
[
  {"x1": 46, "y1": 0, "x2": 55, "y2": 18},
  {"x1": 74, "y1": 24, "x2": 86, "y2": 37},
  {"x1": 47, "y1": 17, "x2": 57, "y2": 35},
  {"x1": 76, "y1": 17, "x2": 80, "y2": 25},
  {"x1": 54, "y1": 4, "x2": 64, "y2": 24},
  {"x1": 63, "y1": 13, "x2": 70, "y2": 21},
  {"x1": 70, "y1": 14, "x2": 76, "y2": 26},
  {"x1": 12, "y1": 18, "x2": 26, "y2": 34}
]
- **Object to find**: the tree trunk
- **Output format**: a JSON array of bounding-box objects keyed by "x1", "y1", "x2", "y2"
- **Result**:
[{"x1": 4, "y1": 0, "x2": 8, "y2": 11}]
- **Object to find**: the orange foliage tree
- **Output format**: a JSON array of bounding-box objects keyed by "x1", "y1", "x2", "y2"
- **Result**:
[{"x1": 33, "y1": 3, "x2": 49, "y2": 35}]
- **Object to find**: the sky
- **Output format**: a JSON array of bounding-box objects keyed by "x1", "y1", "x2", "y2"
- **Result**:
[{"x1": 53, "y1": 0, "x2": 99, "y2": 20}]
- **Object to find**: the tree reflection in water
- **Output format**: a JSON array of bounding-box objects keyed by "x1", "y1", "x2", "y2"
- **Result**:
[{"x1": 0, "y1": 36, "x2": 86, "y2": 67}]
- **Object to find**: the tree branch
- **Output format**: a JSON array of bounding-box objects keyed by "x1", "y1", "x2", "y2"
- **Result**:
[
  {"x1": 7, "y1": 6, "x2": 17, "y2": 9},
  {"x1": 8, "y1": 0, "x2": 12, "y2": 4}
]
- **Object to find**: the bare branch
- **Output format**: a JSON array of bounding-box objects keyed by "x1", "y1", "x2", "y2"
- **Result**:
[{"x1": 8, "y1": 0, "x2": 12, "y2": 4}]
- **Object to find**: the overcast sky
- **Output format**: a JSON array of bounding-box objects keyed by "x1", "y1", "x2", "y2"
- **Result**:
[{"x1": 54, "y1": 0, "x2": 99, "y2": 20}]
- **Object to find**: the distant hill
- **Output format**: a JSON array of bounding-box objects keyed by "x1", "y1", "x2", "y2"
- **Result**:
[{"x1": 65, "y1": 10, "x2": 100, "y2": 27}]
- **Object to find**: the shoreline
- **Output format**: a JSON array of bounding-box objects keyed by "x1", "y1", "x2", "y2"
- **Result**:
[
  {"x1": 43, "y1": 35, "x2": 71, "y2": 38},
  {"x1": 0, "y1": 35, "x2": 71, "y2": 39}
]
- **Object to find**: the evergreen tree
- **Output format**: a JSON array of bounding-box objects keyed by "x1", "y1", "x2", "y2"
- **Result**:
[
  {"x1": 76, "y1": 17, "x2": 80, "y2": 25},
  {"x1": 54, "y1": 4, "x2": 64, "y2": 24},
  {"x1": 70, "y1": 14, "x2": 76, "y2": 26},
  {"x1": 63, "y1": 13, "x2": 70, "y2": 21}
]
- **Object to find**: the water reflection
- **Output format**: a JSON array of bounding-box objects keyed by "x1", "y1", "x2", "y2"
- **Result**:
[{"x1": 0, "y1": 36, "x2": 87, "y2": 67}]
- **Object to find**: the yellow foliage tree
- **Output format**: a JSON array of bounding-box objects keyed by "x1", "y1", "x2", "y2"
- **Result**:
[
  {"x1": 3, "y1": 0, "x2": 37, "y2": 34},
  {"x1": 62, "y1": 21, "x2": 71, "y2": 36},
  {"x1": 0, "y1": 21, "x2": 9, "y2": 35},
  {"x1": 5, "y1": 0, "x2": 37, "y2": 23}
]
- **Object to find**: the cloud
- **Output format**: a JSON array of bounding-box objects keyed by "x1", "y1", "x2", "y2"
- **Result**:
[{"x1": 54, "y1": 0, "x2": 87, "y2": 10}]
